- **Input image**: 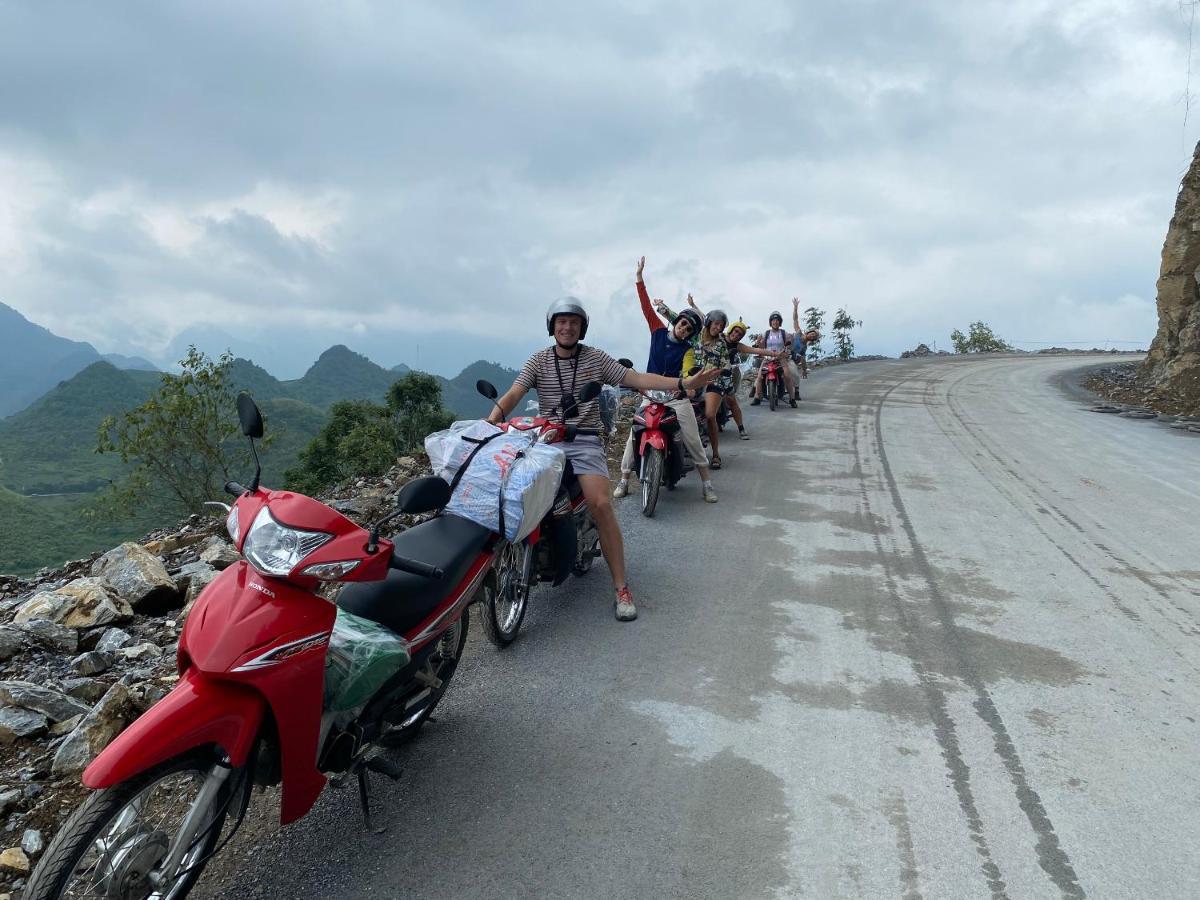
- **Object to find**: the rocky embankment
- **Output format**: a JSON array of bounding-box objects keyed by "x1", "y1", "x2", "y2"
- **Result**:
[
  {"x1": 1084, "y1": 361, "x2": 1200, "y2": 420},
  {"x1": 0, "y1": 456, "x2": 428, "y2": 897}
]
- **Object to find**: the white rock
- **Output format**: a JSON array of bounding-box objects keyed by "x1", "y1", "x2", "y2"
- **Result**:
[
  {"x1": 0, "y1": 707, "x2": 49, "y2": 744},
  {"x1": 91, "y1": 543, "x2": 178, "y2": 609},
  {"x1": 0, "y1": 681, "x2": 90, "y2": 722},
  {"x1": 95, "y1": 627, "x2": 134, "y2": 653},
  {"x1": 51, "y1": 683, "x2": 132, "y2": 777},
  {"x1": 13, "y1": 578, "x2": 133, "y2": 629},
  {"x1": 116, "y1": 642, "x2": 162, "y2": 661},
  {"x1": 12, "y1": 619, "x2": 77, "y2": 653},
  {"x1": 198, "y1": 537, "x2": 239, "y2": 570},
  {"x1": 20, "y1": 830, "x2": 43, "y2": 858}
]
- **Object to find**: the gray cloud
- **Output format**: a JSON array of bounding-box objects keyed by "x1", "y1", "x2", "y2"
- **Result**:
[{"x1": 0, "y1": 0, "x2": 1191, "y2": 378}]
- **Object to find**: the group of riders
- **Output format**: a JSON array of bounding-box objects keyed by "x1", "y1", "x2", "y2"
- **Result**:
[{"x1": 486, "y1": 257, "x2": 819, "y2": 623}]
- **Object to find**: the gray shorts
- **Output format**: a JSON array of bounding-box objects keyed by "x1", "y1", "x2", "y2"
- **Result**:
[{"x1": 563, "y1": 436, "x2": 609, "y2": 478}]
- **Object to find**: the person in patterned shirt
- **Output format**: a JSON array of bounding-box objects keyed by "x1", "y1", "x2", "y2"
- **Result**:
[
  {"x1": 662, "y1": 301, "x2": 777, "y2": 468},
  {"x1": 487, "y1": 297, "x2": 719, "y2": 622}
]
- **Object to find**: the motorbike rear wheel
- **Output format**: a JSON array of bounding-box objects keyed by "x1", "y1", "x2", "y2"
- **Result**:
[
  {"x1": 768, "y1": 380, "x2": 778, "y2": 411},
  {"x1": 480, "y1": 541, "x2": 533, "y2": 648},
  {"x1": 641, "y1": 447, "x2": 663, "y2": 518},
  {"x1": 26, "y1": 753, "x2": 244, "y2": 900},
  {"x1": 381, "y1": 609, "x2": 469, "y2": 746}
]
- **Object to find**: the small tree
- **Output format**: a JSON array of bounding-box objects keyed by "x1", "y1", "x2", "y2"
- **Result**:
[
  {"x1": 803, "y1": 307, "x2": 826, "y2": 360},
  {"x1": 285, "y1": 372, "x2": 454, "y2": 493},
  {"x1": 96, "y1": 347, "x2": 248, "y2": 514},
  {"x1": 387, "y1": 372, "x2": 455, "y2": 453},
  {"x1": 831, "y1": 308, "x2": 861, "y2": 360},
  {"x1": 950, "y1": 322, "x2": 1013, "y2": 354}
]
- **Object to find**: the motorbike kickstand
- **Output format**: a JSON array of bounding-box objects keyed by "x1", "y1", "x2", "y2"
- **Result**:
[{"x1": 357, "y1": 769, "x2": 387, "y2": 835}]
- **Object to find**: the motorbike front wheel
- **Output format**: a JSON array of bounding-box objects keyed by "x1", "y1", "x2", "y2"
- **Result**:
[
  {"x1": 768, "y1": 380, "x2": 778, "y2": 411},
  {"x1": 26, "y1": 753, "x2": 245, "y2": 900},
  {"x1": 640, "y1": 447, "x2": 664, "y2": 518},
  {"x1": 481, "y1": 541, "x2": 533, "y2": 648}
]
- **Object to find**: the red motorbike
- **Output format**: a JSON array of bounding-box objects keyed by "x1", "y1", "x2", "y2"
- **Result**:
[
  {"x1": 473, "y1": 379, "x2": 603, "y2": 647},
  {"x1": 762, "y1": 357, "x2": 785, "y2": 411},
  {"x1": 28, "y1": 394, "x2": 496, "y2": 899}
]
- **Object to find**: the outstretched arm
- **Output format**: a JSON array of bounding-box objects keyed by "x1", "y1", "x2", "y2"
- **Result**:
[
  {"x1": 636, "y1": 256, "x2": 665, "y2": 332},
  {"x1": 736, "y1": 342, "x2": 781, "y2": 358},
  {"x1": 792, "y1": 296, "x2": 801, "y2": 334},
  {"x1": 687, "y1": 293, "x2": 701, "y2": 313},
  {"x1": 622, "y1": 365, "x2": 720, "y2": 393}
]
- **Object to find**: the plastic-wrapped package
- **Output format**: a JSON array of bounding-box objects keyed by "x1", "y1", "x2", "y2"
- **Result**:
[
  {"x1": 424, "y1": 422, "x2": 566, "y2": 541},
  {"x1": 324, "y1": 608, "x2": 411, "y2": 712},
  {"x1": 426, "y1": 419, "x2": 503, "y2": 481}
]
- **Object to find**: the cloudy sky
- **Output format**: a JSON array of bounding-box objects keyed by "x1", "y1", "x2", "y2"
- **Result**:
[{"x1": 0, "y1": 1, "x2": 1195, "y2": 377}]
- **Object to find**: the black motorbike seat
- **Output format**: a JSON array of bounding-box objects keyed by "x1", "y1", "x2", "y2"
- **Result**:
[{"x1": 337, "y1": 514, "x2": 493, "y2": 637}]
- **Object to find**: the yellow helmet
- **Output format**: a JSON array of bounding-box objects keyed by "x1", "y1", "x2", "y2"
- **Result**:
[{"x1": 727, "y1": 319, "x2": 748, "y2": 337}]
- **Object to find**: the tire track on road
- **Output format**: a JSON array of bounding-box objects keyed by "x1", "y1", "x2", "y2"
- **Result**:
[
  {"x1": 842, "y1": 370, "x2": 1008, "y2": 900},
  {"x1": 924, "y1": 365, "x2": 1200, "y2": 672},
  {"x1": 856, "y1": 367, "x2": 1086, "y2": 899}
]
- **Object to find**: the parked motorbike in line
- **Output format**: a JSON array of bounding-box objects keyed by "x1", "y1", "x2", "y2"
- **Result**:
[
  {"x1": 473, "y1": 379, "x2": 605, "y2": 647},
  {"x1": 761, "y1": 357, "x2": 786, "y2": 411},
  {"x1": 27, "y1": 393, "x2": 496, "y2": 900}
]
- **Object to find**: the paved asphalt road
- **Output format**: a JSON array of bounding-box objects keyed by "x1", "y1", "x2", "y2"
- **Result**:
[{"x1": 198, "y1": 354, "x2": 1200, "y2": 900}]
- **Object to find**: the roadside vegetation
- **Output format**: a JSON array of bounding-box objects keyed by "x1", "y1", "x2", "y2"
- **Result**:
[
  {"x1": 951, "y1": 322, "x2": 1014, "y2": 353},
  {"x1": 285, "y1": 372, "x2": 453, "y2": 493}
]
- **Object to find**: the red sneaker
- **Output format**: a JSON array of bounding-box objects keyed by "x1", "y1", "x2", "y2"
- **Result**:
[{"x1": 614, "y1": 585, "x2": 637, "y2": 621}]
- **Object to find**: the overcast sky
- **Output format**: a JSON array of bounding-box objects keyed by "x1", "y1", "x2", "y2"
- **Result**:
[{"x1": 1, "y1": 0, "x2": 1196, "y2": 377}]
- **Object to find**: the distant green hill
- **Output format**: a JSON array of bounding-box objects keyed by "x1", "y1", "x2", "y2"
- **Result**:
[
  {"x1": 0, "y1": 362, "x2": 161, "y2": 494},
  {"x1": 0, "y1": 301, "x2": 159, "y2": 418},
  {"x1": 0, "y1": 486, "x2": 165, "y2": 576},
  {"x1": 1, "y1": 350, "x2": 527, "y2": 576}
]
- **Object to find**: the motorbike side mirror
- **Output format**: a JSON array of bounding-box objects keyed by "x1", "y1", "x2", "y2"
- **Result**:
[
  {"x1": 617, "y1": 358, "x2": 634, "y2": 369},
  {"x1": 687, "y1": 366, "x2": 700, "y2": 377},
  {"x1": 396, "y1": 476, "x2": 452, "y2": 514},
  {"x1": 560, "y1": 393, "x2": 577, "y2": 419},
  {"x1": 578, "y1": 382, "x2": 603, "y2": 402},
  {"x1": 236, "y1": 392, "x2": 264, "y2": 439},
  {"x1": 476, "y1": 380, "x2": 498, "y2": 400}
]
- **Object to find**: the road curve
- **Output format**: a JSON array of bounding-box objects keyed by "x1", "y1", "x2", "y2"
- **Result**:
[{"x1": 198, "y1": 354, "x2": 1200, "y2": 900}]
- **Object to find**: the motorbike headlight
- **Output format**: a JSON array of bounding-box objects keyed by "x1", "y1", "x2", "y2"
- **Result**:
[
  {"x1": 242, "y1": 507, "x2": 332, "y2": 577},
  {"x1": 226, "y1": 505, "x2": 241, "y2": 546},
  {"x1": 647, "y1": 390, "x2": 674, "y2": 403}
]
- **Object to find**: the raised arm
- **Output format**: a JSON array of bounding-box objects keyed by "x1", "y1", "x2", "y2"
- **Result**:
[
  {"x1": 792, "y1": 296, "x2": 801, "y2": 334},
  {"x1": 636, "y1": 256, "x2": 665, "y2": 332}
]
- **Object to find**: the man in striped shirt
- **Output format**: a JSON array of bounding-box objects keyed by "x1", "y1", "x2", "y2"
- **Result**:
[{"x1": 487, "y1": 297, "x2": 719, "y2": 621}]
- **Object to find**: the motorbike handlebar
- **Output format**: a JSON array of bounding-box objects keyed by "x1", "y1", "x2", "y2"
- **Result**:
[
  {"x1": 224, "y1": 481, "x2": 247, "y2": 497},
  {"x1": 390, "y1": 555, "x2": 445, "y2": 580}
]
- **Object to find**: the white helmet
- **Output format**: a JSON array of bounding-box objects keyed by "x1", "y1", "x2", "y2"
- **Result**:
[{"x1": 546, "y1": 296, "x2": 589, "y2": 339}]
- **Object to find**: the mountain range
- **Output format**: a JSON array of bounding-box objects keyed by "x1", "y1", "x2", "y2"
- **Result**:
[
  {"x1": 0, "y1": 302, "x2": 158, "y2": 418},
  {"x1": 0, "y1": 303, "x2": 528, "y2": 576}
]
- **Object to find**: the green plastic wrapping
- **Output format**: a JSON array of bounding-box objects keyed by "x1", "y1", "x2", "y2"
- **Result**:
[{"x1": 323, "y1": 608, "x2": 411, "y2": 712}]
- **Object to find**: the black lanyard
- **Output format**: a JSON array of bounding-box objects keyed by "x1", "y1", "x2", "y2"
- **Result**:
[{"x1": 553, "y1": 345, "x2": 581, "y2": 419}]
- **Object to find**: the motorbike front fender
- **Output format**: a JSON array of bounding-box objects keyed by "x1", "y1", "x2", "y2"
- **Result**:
[
  {"x1": 639, "y1": 431, "x2": 666, "y2": 454},
  {"x1": 83, "y1": 669, "x2": 264, "y2": 789}
]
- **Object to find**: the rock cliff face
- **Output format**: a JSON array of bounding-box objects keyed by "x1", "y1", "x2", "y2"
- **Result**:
[{"x1": 1144, "y1": 140, "x2": 1200, "y2": 406}]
